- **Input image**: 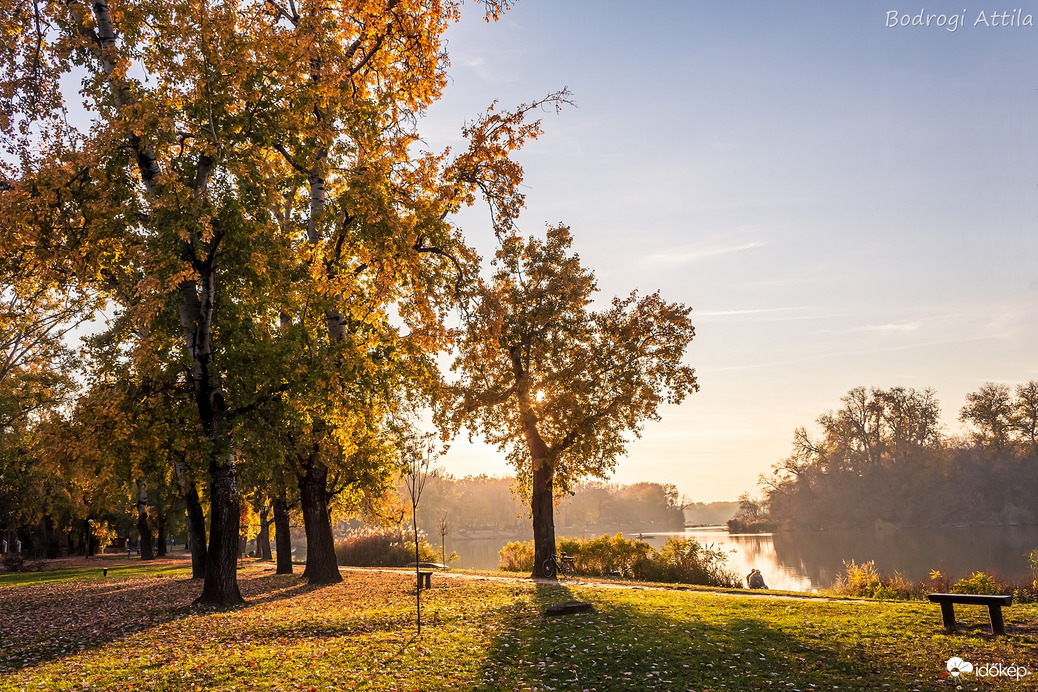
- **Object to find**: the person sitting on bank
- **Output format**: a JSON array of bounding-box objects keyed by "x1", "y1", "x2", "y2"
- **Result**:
[{"x1": 746, "y1": 568, "x2": 768, "y2": 589}]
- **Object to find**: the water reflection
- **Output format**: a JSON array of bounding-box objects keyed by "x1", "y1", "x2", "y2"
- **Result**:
[
  {"x1": 451, "y1": 525, "x2": 1038, "y2": 592},
  {"x1": 770, "y1": 526, "x2": 1038, "y2": 589},
  {"x1": 646, "y1": 529, "x2": 816, "y2": 592}
]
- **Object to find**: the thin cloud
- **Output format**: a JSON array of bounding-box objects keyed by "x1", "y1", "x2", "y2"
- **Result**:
[
  {"x1": 852, "y1": 321, "x2": 920, "y2": 334},
  {"x1": 643, "y1": 240, "x2": 764, "y2": 265},
  {"x1": 695, "y1": 307, "x2": 834, "y2": 324},
  {"x1": 698, "y1": 307, "x2": 810, "y2": 319}
]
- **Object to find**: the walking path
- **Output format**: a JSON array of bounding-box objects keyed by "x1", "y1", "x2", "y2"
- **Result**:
[{"x1": 339, "y1": 565, "x2": 867, "y2": 604}]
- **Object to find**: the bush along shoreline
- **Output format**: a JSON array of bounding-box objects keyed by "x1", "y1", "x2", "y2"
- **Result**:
[
  {"x1": 725, "y1": 517, "x2": 779, "y2": 533},
  {"x1": 498, "y1": 533, "x2": 1038, "y2": 603},
  {"x1": 499, "y1": 533, "x2": 741, "y2": 587},
  {"x1": 335, "y1": 527, "x2": 439, "y2": 568},
  {"x1": 828, "y1": 557, "x2": 1038, "y2": 603}
]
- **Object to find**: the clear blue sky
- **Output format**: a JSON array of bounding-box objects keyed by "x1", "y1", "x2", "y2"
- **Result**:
[{"x1": 425, "y1": 1, "x2": 1038, "y2": 500}]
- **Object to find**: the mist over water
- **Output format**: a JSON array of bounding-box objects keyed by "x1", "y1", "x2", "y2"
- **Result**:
[{"x1": 451, "y1": 526, "x2": 1038, "y2": 592}]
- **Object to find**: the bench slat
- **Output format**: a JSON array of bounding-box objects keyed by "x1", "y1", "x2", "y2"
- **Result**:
[{"x1": 927, "y1": 593, "x2": 1012, "y2": 606}]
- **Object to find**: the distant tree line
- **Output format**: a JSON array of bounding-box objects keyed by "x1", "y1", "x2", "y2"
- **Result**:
[
  {"x1": 412, "y1": 476, "x2": 686, "y2": 536},
  {"x1": 684, "y1": 501, "x2": 741, "y2": 527},
  {"x1": 760, "y1": 383, "x2": 1038, "y2": 530}
]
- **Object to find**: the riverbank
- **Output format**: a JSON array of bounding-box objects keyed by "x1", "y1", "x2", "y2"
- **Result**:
[{"x1": 2, "y1": 559, "x2": 1036, "y2": 690}]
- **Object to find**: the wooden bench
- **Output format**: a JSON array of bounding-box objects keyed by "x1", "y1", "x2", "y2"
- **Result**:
[
  {"x1": 417, "y1": 570, "x2": 432, "y2": 590},
  {"x1": 927, "y1": 593, "x2": 1012, "y2": 635}
]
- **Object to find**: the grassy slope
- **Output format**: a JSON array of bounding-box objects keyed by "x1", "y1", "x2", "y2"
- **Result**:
[{"x1": 1, "y1": 560, "x2": 1036, "y2": 691}]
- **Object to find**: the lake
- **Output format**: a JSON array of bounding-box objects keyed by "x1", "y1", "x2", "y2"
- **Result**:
[{"x1": 449, "y1": 525, "x2": 1038, "y2": 592}]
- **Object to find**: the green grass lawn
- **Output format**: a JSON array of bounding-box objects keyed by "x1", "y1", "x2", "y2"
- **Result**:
[{"x1": 1, "y1": 559, "x2": 1036, "y2": 690}]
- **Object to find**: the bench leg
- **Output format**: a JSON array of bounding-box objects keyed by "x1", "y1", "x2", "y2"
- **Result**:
[
  {"x1": 939, "y1": 602, "x2": 956, "y2": 632},
  {"x1": 418, "y1": 573, "x2": 431, "y2": 589},
  {"x1": 988, "y1": 606, "x2": 1005, "y2": 636}
]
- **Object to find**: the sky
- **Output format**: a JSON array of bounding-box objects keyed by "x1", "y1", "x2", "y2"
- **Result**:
[{"x1": 420, "y1": 1, "x2": 1038, "y2": 501}]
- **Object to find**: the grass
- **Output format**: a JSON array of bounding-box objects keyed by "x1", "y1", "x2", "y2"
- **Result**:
[
  {"x1": 1, "y1": 558, "x2": 1036, "y2": 690},
  {"x1": 0, "y1": 555, "x2": 191, "y2": 588}
]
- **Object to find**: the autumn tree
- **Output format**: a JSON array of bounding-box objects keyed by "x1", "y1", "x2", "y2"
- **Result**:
[
  {"x1": 753, "y1": 384, "x2": 1038, "y2": 529},
  {"x1": 401, "y1": 430, "x2": 434, "y2": 634},
  {"x1": 2, "y1": 0, "x2": 553, "y2": 605},
  {"x1": 452, "y1": 226, "x2": 698, "y2": 578},
  {"x1": 960, "y1": 382, "x2": 1015, "y2": 453},
  {"x1": 1014, "y1": 381, "x2": 1038, "y2": 457},
  {"x1": 0, "y1": 267, "x2": 92, "y2": 550},
  {"x1": 958, "y1": 381, "x2": 1038, "y2": 457}
]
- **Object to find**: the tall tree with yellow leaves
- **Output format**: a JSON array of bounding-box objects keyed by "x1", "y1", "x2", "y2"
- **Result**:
[
  {"x1": 452, "y1": 227, "x2": 699, "y2": 578},
  {"x1": 2, "y1": 0, "x2": 563, "y2": 604}
]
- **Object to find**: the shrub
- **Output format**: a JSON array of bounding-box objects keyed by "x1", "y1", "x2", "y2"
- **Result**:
[
  {"x1": 725, "y1": 517, "x2": 778, "y2": 533},
  {"x1": 334, "y1": 527, "x2": 437, "y2": 567},
  {"x1": 832, "y1": 560, "x2": 914, "y2": 600},
  {"x1": 885, "y1": 571, "x2": 916, "y2": 599},
  {"x1": 498, "y1": 540, "x2": 534, "y2": 572},
  {"x1": 927, "y1": 569, "x2": 949, "y2": 593},
  {"x1": 557, "y1": 534, "x2": 653, "y2": 577},
  {"x1": 651, "y1": 538, "x2": 741, "y2": 587},
  {"x1": 951, "y1": 571, "x2": 1003, "y2": 595},
  {"x1": 500, "y1": 533, "x2": 739, "y2": 587}
]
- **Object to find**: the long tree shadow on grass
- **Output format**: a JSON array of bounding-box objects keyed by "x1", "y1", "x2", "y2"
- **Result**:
[
  {"x1": 474, "y1": 583, "x2": 1022, "y2": 691},
  {"x1": 0, "y1": 566, "x2": 314, "y2": 673}
]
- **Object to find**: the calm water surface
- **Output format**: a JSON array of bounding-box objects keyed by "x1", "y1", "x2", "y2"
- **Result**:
[{"x1": 451, "y1": 526, "x2": 1038, "y2": 592}]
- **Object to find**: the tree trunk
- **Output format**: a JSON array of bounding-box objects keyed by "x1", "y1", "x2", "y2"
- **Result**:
[
  {"x1": 156, "y1": 521, "x2": 167, "y2": 557},
  {"x1": 298, "y1": 456, "x2": 342, "y2": 584},
  {"x1": 155, "y1": 482, "x2": 167, "y2": 557},
  {"x1": 136, "y1": 479, "x2": 155, "y2": 561},
  {"x1": 175, "y1": 457, "x2": 208, "y2": 579},
  {"x1": 180, "y1": 273, "x2": 243, "y2": 606},
  {"x1": 530, "y1": 454, "x2": 556, "y2": 578},
  {"x1": 195, "y1": 453, "x2": 244, "y2": 606},
  {"x1": 41, "y1": 515, "x2": 60, "y2": 559},
  {"x1": 184, "y1": 483, "x2": 208, "y2": 579},
  {"x1": 413, "y1": 509, "x2": 421, "y2": 635},
  {"x1": 506, "y1": 363, "x2": 556, "y2": 580},
  {"x1": 256, "y1": 505, "x2": 273, "y2": 561},
  {"x1": 511, "y1": 353, "x2": 556, "y2": 580},
  {"x1": 272, "y1": 492, "x2": 293, "y2": 575}
]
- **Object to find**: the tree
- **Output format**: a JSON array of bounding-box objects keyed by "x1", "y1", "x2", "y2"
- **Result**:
[
  {"x1": 0, "y1": 279, "x2": 89, "y2": 549},
  {"x1": 876, "y1": 386, "x2": 941, "y2": 464},
  {"x1": 736, "y1": 492, "x2": 765, "y2": 520},
  {"x1": 762, "y1": 383, "x2": 1038, "y2": 530},
  {"x1": 271, "y1": 474, "x2": 296, "y2": 575},
  {"x1": 452, "y1": 226, "x2": 698, "y2": 577},
  {"x1": 1012, "y1": 381, "x2": 1038, "y2": 457},
  {"x1": 436, "y1": 511, "x2": 451, "y2": 568},
  {"x1": 2, "y1": 0, "x2": 544, "y2": 606},
  {"x1": 960, "y1": 383, "x2": 1014, "y2": 453},
  {"x1": 401, "y1": 431, "x2": 434, "y2": 635},
  {"x1": 254, "y1": 503, "x2": 273, "y2": 561}
]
